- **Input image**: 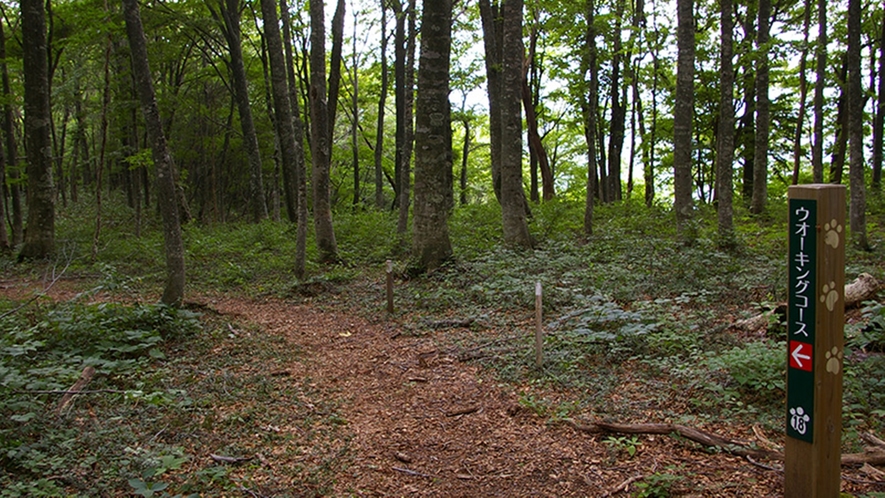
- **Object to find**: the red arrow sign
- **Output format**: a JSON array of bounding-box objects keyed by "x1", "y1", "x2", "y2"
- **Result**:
[{"x1": 789, "y1": 341, "x2": 813, "y2": 372}]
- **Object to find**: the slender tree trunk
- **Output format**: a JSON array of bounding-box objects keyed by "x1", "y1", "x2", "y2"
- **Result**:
[
  {"x1": 831, "y1": 55, "x2": 849, "y2": 183},
  {"x1": 262, "y1": 0, "x2": 309, "y2": 276},
  {"x1": 396, "y1": 0, "x2": 416, "y2": 236},
  {"x1": 738, "y1": 2, "x2": 757, "y2": 201},
  {"x1": 500, "y1": 0, "x2": 532, "y2": 248},
  {"x1": 309, "y1": 0, "x2": 339, "y2": 262},
  {"x1": 1, "y1": 22, "x2": 22, "y2": 248},
  {"x1": 847, "y1": 0, "x2": 868, "y2": 249},
  {"x1": 673, "y1": 0, "x2": 695, "y2": 239},
  {"x1": 607, "y1": 0, "x2": 626, "y2": 202},
  {"x1": 872, "y1": 15, "x2": 885, "y2": 191},
  {"x1": 20, "y1": 0, "x2": 56, "y2": 260},
  {"x1": 750, "y1": 0, "x2": 770, "y2": 214},
  {"x1": 412, "y1": 0, "x2": 453, "y2": 271},
  {"x1": 460, "y1": 117, "x2": 470, "y2": 206},
  {"x1": 122, "y1": 0, "x2": 185, "y2": 305},
  {"x1": 479, "y1": 0, "x2": 503, "y2": 202},
  {"x1": 328, "y1": 0, "x2": 345, "y2": 148},
  {"x1": 351, "y1": 8, "x2": 359, "y2": 208},
  {"x1": 522, "y1": 79, "x2": 554, "y2": 201},
  {"x1": 812, "y1": 0, "x2": 826, "y2": 183},
  {"x1": 93, "y1": 5, "x2": 112, "y2": 262},
  {"x1": 279, "y1": 0, "x2": 309, "y2": 277},
  {"x1": 582, "y1": 0, "x2": 598, "y2": 236},
  {"x1": 792, "y1": 0, "x2": 812, "y2": 185},
  {"x1": 374, "y1": 1, "x2": 388, "y2": 209},
  {"x1": 717, "y1": 0, "x2": 736, "y2": 249},
  {"x1": 219, "y1": 0, "x2": 268, "y2": 223}
]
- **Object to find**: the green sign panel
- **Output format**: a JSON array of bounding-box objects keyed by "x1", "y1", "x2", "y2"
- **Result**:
[{"x1": 787, "y1": 198, "x2": 816, "y2": 443}]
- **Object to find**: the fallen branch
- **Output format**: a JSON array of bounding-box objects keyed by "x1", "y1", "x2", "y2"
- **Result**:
[
  {"x1": 601, "y1": 474, "x2": 643, "y2": 497},
  {"x1": 210, "y1": 454, "x2": 254, "y2": 465},
  {"x1": 734, "y1": 273, "x2": 882, "y2": 333},
  {"x1": 392, "y1": 466, "x2": 432, "y2": 478},
  {"x1": 56, "y1": 366, "x2": 96, "y2": 415},
  {"x1": 446, "y1": 405, "x2": 480, "y2": 417},
  {"x1": 565, "y1": 419, "x2": 885, "y2": 466}
]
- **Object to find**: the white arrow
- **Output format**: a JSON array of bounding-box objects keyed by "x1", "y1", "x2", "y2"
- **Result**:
[{"x1": 792, "y1": 343, "x2": 812, "y2": 369}]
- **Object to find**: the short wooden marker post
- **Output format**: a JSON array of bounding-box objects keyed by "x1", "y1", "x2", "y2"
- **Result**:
[
  {"x1": 386, "y1": 260, "x2": 394, "y2": 314},
  {"x1": 535, "y1": 282, "x2": 543, "y2": 368},
  {"x1": 785, "y1": 184, "x2": 845, "y2": 498}
]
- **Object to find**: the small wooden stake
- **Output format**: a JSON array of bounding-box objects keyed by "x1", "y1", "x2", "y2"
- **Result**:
[
  {"x1": 785, "y1": 184, "x2": 845, "y2": 498},
  {"x1": 386, "y1": 260, "x2": 394, "y2": 313},
  {"x1": 535, "y1": 282, "x2": 543, "y2": 368}
]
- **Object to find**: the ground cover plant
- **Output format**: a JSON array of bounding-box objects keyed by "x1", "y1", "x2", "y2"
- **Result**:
[{"x1": 1, "y1": 194, "x2": 884, "y2": 496}]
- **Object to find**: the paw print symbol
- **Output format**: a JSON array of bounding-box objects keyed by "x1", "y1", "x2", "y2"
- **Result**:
[
  {"x1": 820, "y1": 281, "x2": 839, "y2": 312},
  {"x1": 825, "y1": 347, "x2": 843, "y2": 375},
  {"x1": 824, "y1": 219, "x2": 843, "y2": 249}
]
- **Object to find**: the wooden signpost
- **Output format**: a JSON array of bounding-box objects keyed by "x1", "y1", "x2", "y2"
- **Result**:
[{"x1": 785, "y1": 184, "x2": 845, "y2": 497}]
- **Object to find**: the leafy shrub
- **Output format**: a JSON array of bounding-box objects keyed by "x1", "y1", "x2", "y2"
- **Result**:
[{"x1": 706, "y1": 340, "x2": 785, "y2": 396}]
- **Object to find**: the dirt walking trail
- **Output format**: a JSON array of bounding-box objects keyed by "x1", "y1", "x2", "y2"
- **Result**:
[{"x1": 210, "y1": 295, "x2": 788, "y2": 497}]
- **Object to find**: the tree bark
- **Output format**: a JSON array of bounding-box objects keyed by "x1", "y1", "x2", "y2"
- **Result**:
[
  {"x1": 791, "y1": 0, "x2": 811, "y2": 186},
  {"x1": 479, "y1": 0, "x2": 503, "y2": 202},
  {"x1": 606, "y1": 0, "x2": 626, "y2": 203},
  {"x1": 582, "y1": 0, "x2": 598, "y2": 236},
  {"x1": 309, "y1": 0, "x2": 339, "y2": 263},
  {"x1": 374, "y1": 1, "x2": 389, "y2": 209},
  {"x1": 396, "y1": 0, "x2": 416, "y2": 237},
  {"x1": 673, "y1": 0, "x2": 695, "y2": 240},
  {"x1": 219, "y1": 0, "x2": 268, "y2": 223},
  {"x1": 500, "y1": 0, "x2": 532, "y2": 248},
  {"x1": 872, "y1": 14, "x2": 885, "y2": 192},
  {"x1": 812, "y1": 0, "x2": 826, "y2": 183},
  {"x1": 0, "y1": 18, "x2": 22, "y2": 247},
  {"x1": 717, "y1": 0, "x2": 735, "y2": 249},
  {"x1": 122, "y1": 0, "x2": 185, "y2": 306},
  {"x1": 19, "y1": 0, "x2": 56, "y2": 260},
  {"x1": 412, "y1": 0, "x2": 453, "y2": 271},
  {"x1": 847, "y1": 0, "x2": 868, "y2": 249},
  {"x1": 738, "y1": 2, "x2": 757, "y2": 201},
  {"x1": 279, "y1": 0, "x2": 309, "y2": 278},
  {"x1": 521, "y1": 79, "x2": 554, "y2": 201},
  {"x1": 749, "y1": 0, "x2": 770, "y2": 214}
]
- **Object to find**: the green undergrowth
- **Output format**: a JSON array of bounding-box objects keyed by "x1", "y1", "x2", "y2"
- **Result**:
[{"x1": 0, "y1": 297, "x2": 349, "y2": 496}]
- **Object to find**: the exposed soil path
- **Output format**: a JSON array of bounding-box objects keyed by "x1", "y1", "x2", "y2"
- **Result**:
[{"x1": 208, "y1": 295, "x2": 789, "y2": 497}]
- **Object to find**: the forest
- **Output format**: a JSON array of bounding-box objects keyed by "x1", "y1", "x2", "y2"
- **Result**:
[{"x1": 1, "y1": 0, "x2": 885, "y2": 495}]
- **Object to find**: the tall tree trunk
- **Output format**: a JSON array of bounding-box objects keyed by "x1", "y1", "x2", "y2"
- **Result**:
[
  {"x1": 219, "y1": 0, "x2": 268, "y2": 223},
  {"x1": 607, "y1": 0, "x2": 626, "y2": 203},
  {"x1": 279, "y1": 0, "x2": 309, "y2": 277},
  {"x1": 673, "y1": 0, "x2": 695, "y2": 240},
  {"x1": 872, "y1": 14, "x2": 885, "y2": 191},
  {"x1": 309, "y1": 0, "x2": 339, "y2": 263},
  {"x1": 122, "y1": 0, "x2": 185, "y2": 305},
  {"x1": 522, "y1": 79, "x2": 554, "y2": 201},
  {"x1": 396, "y1": 0, "x2": 416, "y2": 236},
  {"x1": 1, "y1": 12, "x2": 22, "y2": 247},
  {"x1": 500, "y1": 0, "x2": 532, "y2": 248},
  {"x1": 262, "y1": 0, "x2": 309, "y2": 277},
  {"x1": 20, "y1": 0, "x2": 56, "y2": 260},
  {"x1": 412, "y1": 0, "x2": 453, "y2": 271},
  {"x1": 791, "y1": 0, "x2": 812, "y2": 185},
  {"x1": 460, "y1": 117, "x2": 470, "y2": 206},
  {"x1": 351, "y1": 8, "x2": 359, "y2": 208},
  {"x1": 847, "y1": 0, "x2": 868, "y2": 249},
  {"x1": 738, "y1": 2, "x2": 757, "y2": 201},
  {"x1": 582, "y1": 0, "x2": 598, "y2": 236},
  {"x1": 831, "y1": 55, "x2": 849, "y2": 183},
  {"x1": 812, "y1": 0, "x2": 827, "y2": 183},
  {"x1": 717, "y1": 0, "x2": 736, "y2": 248},
  {"x1": 750, "y1": 0, "x2": 770, "y2": 214},
  {"x1": 92, "y1": 5, "x2": 112, "y2": 262},
  {"x1": 374, "y1": 0, "x2": 388, "y2": 209},
  {"x1": 0, "y1": 16, "x2": 17, "y2": 248},
  {"x1": 393, "y1": 0, "x2": 406, "y2": 212},
  {"x1": 479, "y1": 0, "x2": 503, "y2": 202}
]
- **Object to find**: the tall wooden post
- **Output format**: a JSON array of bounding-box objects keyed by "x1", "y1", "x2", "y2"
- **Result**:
[{"x1": 785, "y1": 184, "x2": 845, "y2": 497}]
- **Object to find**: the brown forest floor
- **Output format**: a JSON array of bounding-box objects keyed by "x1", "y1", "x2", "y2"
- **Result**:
[
  {"x1": 3, "y1": 278, "x2": 885, "y2": 497},
  {"x1": 198, "y1": 293, "x2": 875, "y2": 497}
]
